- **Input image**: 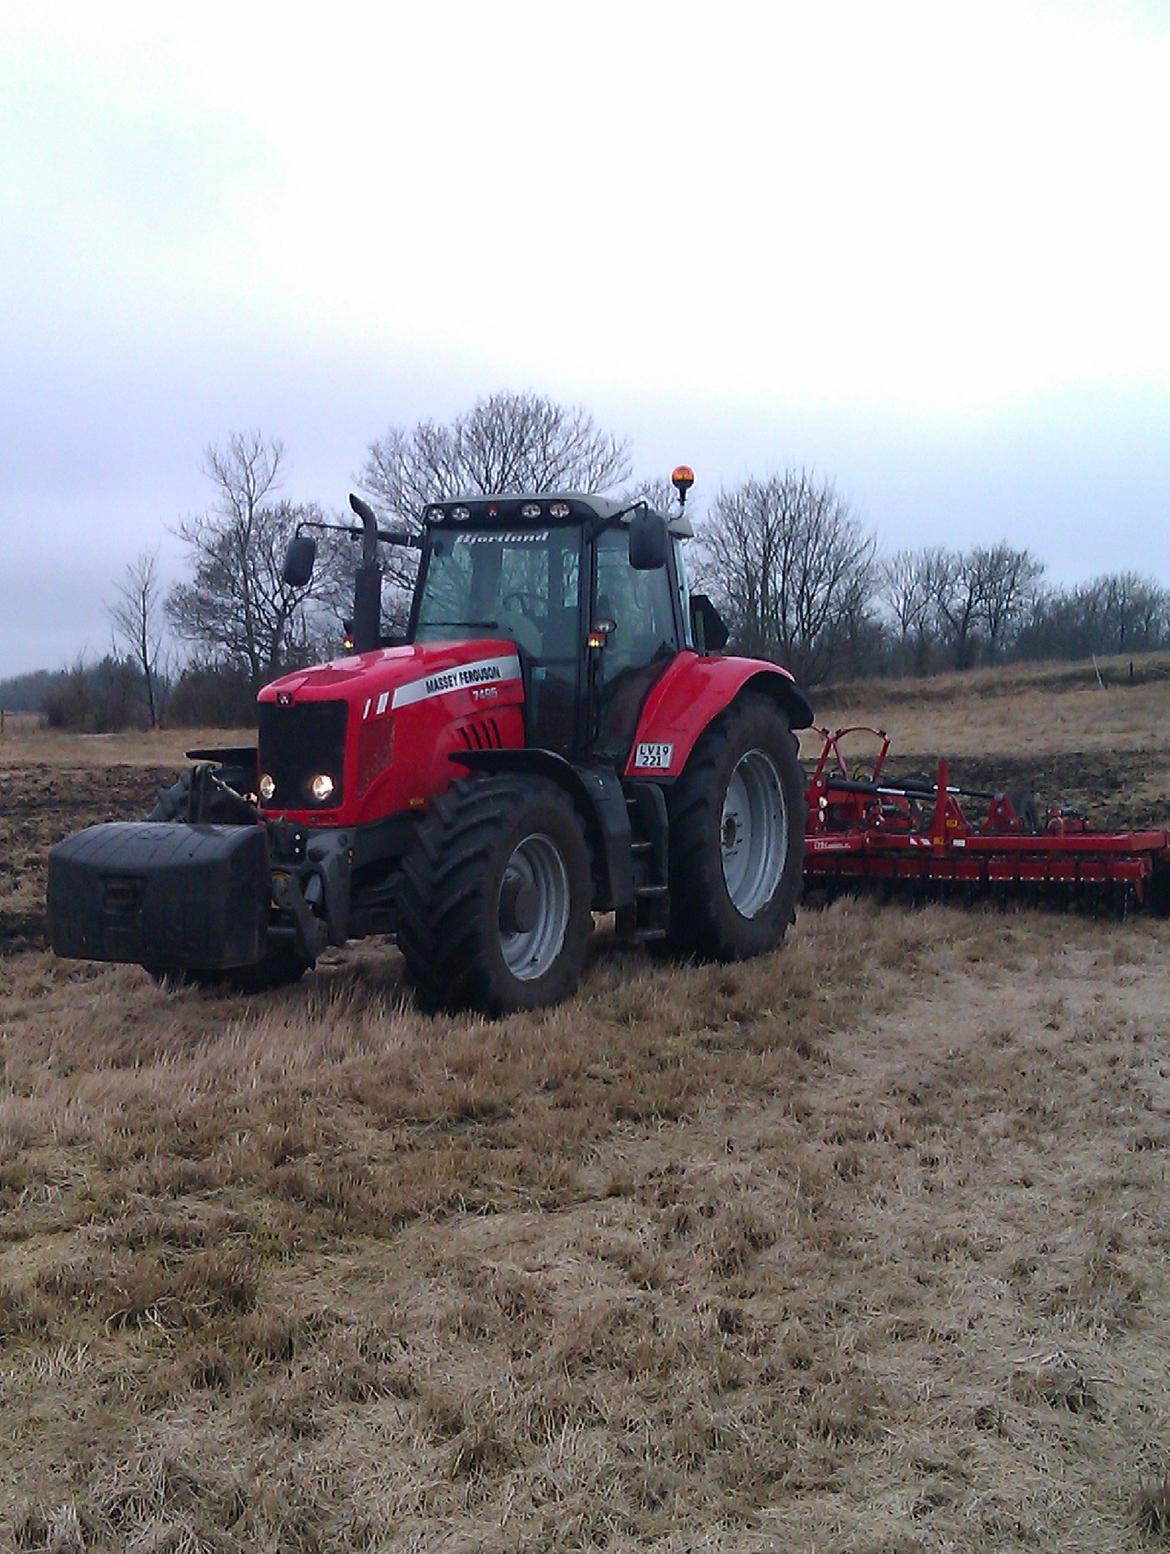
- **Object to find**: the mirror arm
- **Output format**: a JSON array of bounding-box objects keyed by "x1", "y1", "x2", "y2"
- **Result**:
[
  {"x1": 599, "y1": 500, "x2": 648, "y2": 529},
  {"x1": 375, "y1": 527, "x2": 422, "y2": 550},
  {"x1": 291, "y1": 516, "x2": 421, "y2": 550}
]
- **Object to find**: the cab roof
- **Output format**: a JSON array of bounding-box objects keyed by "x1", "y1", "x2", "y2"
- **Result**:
[{"x1": 424, "y1": 492, "x2": 694, "y2": 538}]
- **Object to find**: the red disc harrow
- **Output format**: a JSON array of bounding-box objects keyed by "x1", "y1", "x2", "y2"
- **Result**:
[{"x1": 803, "y1": 726, "x2": 1170, "y2": 917}]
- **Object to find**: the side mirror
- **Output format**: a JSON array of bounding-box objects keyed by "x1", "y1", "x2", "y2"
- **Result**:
[
  {"x1": 282, "y1": 534, "x2": 317, "y2": 588},
  {"x1": 629, "y1": 508, "x2": 668, "y2": 571},
  {"x1": 690, "y1": 593, "x2": 729, "y2": 653}
]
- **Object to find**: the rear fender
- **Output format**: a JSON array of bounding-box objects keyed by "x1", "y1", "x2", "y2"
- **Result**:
[
  {"x1": 452, "y1": 749, "x2": 634, "y2": 913},
  {"x1": 623, "y1": 653, "x2": 813, "y2": 780}
]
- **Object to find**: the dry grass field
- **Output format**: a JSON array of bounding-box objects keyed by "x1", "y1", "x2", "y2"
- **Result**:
[{"x1": 2, "y1": 662, "x2": 1170, "y2": 1552}]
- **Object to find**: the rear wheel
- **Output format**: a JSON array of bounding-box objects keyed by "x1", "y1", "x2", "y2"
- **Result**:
[
  {"x1": 659, "y1": 694, "x2": 805, "y2": 961},
  {"x1": 397, "y1": 775, "x2": 592, "y2": 1015}
]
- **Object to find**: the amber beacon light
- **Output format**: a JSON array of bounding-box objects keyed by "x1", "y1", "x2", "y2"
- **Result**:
[{"x1": 671, "y1": 465, "x2": 695, "y2": 507}]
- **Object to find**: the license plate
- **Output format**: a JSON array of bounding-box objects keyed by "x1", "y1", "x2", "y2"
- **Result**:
[{"x1": 633, "y1": 742, "x2": 673, "y2": 770}]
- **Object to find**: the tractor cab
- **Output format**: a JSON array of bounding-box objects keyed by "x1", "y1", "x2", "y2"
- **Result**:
[{"x1": 409, "y1": 493, "x2": 694, "y2": 765}]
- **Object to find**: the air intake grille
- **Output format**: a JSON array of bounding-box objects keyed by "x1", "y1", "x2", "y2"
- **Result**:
[{"x1": 456, "y1": 718, "x2": 503, "y2": 750}]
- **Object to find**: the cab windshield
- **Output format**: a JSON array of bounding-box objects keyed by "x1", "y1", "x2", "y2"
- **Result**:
[{"x1": 413, "y1": 528, "x2": 583, "y2": 661}]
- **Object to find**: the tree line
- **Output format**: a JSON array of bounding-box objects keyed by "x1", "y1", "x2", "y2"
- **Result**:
[
  {"x1": 8, "y1": 390, "x2": 1167, "y2": 729},
  {"x1": 696, "y1": 473, "x2": 1170, "y2": 682}
]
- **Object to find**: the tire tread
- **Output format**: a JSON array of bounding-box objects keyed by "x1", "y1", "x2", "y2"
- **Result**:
[{"x1": 397, "y1": 776, "x2": 591, "y2": 1014}]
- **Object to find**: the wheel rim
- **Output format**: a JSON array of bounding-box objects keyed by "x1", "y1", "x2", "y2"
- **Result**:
[
  {"x1": 720, "y1": 749, "x2": 789, "y2": 917},
  {"x1": 497, "y1": 832, "x2": 571, "y2": 980}
]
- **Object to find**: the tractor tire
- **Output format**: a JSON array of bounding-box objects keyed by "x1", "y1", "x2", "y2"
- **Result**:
[
  {"x1": 144, "y1": 767, "x2": 254, "y2": 823},
  {"x1": 397, "y1": 775, "x2": 592, "y2": 1015},
  {"x1": 658, "y1": 694, "x2": 805, "y2": 962},
  {"x1": 144, "y1": 774, "x2": 191, "y2": 822},
  {"x1": 1005, "y1": 785, "x2": 1041, "y2": 835}
]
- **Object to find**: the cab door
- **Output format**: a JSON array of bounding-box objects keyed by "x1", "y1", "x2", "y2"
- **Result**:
[
  {"x1": 520, "y1": 527, "x2": 588, "y2": 757},
  {"x1": 592, "y1": 525, "x2": 681, "y2": 765}
]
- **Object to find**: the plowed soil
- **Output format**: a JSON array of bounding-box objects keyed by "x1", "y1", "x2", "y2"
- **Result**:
[
  {"x1": 0, "y1": 764, "x2": 175, "y2": 953},
  {"x1": 889, "y1": 748, "x2": 1170, "y2": 831}
]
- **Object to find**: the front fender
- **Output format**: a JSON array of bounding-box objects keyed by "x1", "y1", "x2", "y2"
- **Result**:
[
  {"x1": 623, "y1": 653, "x2": 813, "y2": 780},
  {"x1": 452, "y1": 748, "x2": 634, "y2": 913}
]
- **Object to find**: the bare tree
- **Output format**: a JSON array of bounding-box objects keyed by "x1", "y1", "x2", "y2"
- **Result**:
[
  {"x1": 973, "y1": 543, "x2": 1045, "y2": 660},
  {"x1": 108, "y1": 550, "x2": 167, "y2": 727},
  {"x1": 620, "y1": 476, "x2": 684, "y2": 513},
  {"x1": 880, "y1": 547, "x2": 952, "y2": 674},
  {"x1": 1099, "y1": 570, "x2": 1169, "y2": 651},
  {"x1": 1012, "y1": 569, "x2": 1170, "y2": 662},
  {"x1": 167, "y1": 432, "x2": 339, "y2": 689},
  {"x1": 925, "y1": 542, "x2": 1045, "y2": 667},
  {"x1": 42, "y1": 653, "x2": 143, "y2": 733},
  {"x1": 359, "y1": 391, "x2": 633, "y2": 591},
  {"x1": 932, "y1": 549, "x2": 985, "y2": 669},
  {"x1": 696, "y1": 471, "x2": 876, "y2": 683}
]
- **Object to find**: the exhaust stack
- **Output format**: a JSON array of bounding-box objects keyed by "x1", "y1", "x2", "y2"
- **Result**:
[{"x1": 348, "y1": 493, "x2": 383, "y2": 654}]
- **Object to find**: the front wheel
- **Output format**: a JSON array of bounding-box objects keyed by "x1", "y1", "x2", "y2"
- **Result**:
[
  {"x1": 659, "y1": 694, "x2": 805, "y2": 961},
  {"x1": 144, "y1": 766, "x2": 255, "y2": 823},
  {"x1": 397, "y1": 775, "x2": 593, "y2": 1015}
]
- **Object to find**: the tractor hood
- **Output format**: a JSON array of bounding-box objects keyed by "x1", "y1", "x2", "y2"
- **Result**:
[
  {"x1": 256, "y1": 639, "x2": 526, "y2": 827},
  {"x1": 259, "y1": 638, "x2": 524, "y2": 714}
]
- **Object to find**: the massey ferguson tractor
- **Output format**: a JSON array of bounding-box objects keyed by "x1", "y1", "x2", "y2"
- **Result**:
[{"x1": 48, "y1": 470, "x2": 812, "y2": 1014}]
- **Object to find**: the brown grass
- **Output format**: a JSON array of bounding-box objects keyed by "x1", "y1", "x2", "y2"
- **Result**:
[
  {"x1": 0, "y1": 721, "x2": 253, "y2": 769},
  {"x1": 3, "y1": 658, "x2": 1170, "y2": 1550},
  {"x1": 809, "y1": 648, "x2": 1170, "y2": 760}
]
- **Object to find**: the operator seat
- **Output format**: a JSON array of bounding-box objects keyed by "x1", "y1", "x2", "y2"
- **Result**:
[{"x1": 539, "y1": 605, "x2": 581, "y2": 662}]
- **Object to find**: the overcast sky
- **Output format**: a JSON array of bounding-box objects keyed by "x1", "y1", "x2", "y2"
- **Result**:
[{"x1": 2, "y1": 1, "x2": 1168, "y2": 678}]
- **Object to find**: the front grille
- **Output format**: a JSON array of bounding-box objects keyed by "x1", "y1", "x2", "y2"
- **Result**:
[{"x1": 258, "y1": 700, "x2": 347, "y2": 810}]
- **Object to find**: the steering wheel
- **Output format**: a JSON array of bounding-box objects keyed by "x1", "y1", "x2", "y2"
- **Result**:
[{"x1": 501, "y1": 590, "x2": 544, "y2": 625}]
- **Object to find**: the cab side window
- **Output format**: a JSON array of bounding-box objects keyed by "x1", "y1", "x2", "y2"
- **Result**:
[{"x1": 594, "y1": 526, "x2": 678, "y2": 681}]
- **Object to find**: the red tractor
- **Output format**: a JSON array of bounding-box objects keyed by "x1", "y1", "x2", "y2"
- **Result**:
[{"x1": 49, "y1": 472, "x2": 812, "y2": 1013}]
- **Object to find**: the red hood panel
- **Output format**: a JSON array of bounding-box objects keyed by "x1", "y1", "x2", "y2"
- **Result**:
[
  {"x1": 259, "y1": 638, "x2": 522, "y2": 705},
  {"x1": 257, "y1": 639, "x2": 526, "y2": 827}
]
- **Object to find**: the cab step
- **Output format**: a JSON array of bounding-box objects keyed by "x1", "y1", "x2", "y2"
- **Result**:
[{"x1": 619, "y1": 782, "x2": 671, "y2": 943}]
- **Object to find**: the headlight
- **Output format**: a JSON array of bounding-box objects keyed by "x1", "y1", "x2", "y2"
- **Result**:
[
  {"x1": 308, "y1": 773, "x2": 335, "y2": 802},
  {"x1": 549, "y1": 501, "x2": 570, "y2": 519},
  {"x1": 259, "y1": 773, "x2": 275, "y2": 802},
  {"x1": 520, "y1": 502, "x2": 542, "y2": 519},
  {"x1": 451, "y1": 505, "x2": 471, "y2": 522}
]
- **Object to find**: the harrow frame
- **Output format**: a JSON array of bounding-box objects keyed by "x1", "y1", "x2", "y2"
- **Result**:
[{"x1": 803, "y1": 726, "x2": 1170, "y2": 915}]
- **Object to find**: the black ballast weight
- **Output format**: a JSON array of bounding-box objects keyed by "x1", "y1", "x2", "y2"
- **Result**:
[{"x1": 48, "y1": 822, "x2": 270, "y2": 971}]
